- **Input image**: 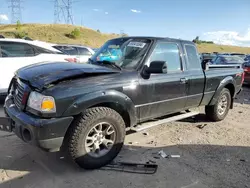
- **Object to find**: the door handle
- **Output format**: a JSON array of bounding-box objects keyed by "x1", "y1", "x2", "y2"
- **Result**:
[{"x1": 180, "y1": 78, "x2": 188, "y2": 84}]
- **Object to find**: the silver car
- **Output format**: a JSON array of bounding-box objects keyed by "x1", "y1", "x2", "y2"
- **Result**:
[{"x1": 53, "y1": 44, "x2": 95, "y2": 63}]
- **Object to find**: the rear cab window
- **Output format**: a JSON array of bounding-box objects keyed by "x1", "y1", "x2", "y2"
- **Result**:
[
  {"x1": 147, "y1": 41, "x2": 183, "y2": 72},
  {"x1": 184, "y1": 44, "x2": 201, "y2": 70}
]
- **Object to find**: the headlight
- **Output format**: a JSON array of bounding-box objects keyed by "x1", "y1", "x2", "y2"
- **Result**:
[{"x1": 27, "y1": 91, "x2": 56, "y2": 113}]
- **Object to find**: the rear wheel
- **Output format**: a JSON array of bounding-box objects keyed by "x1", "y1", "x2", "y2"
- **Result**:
[
  {"x1": 67, "y1": 107, "x2": 125, "y2": 169},
  {"x1": 205, "y1": 88, "x2": 231, "y2": 121}
]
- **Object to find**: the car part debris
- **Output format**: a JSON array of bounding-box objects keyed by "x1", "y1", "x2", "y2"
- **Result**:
[
  {"x1": 148, "y1": 160, "x2": 156, "y2": 164},
  {"x1": 147, "y1": 140, "x2": 154, "y2": 144},
  {"x1": 158, "y1": 150, "x2": 168, "y2": 158},
  {"x1": 196, "y1": 124, "x2": 207, "y2": 129},
  {"x1": 102, "y1": 162, "x2": 158, "y2": 174},
  {"x1": 153, "y1": 156, "x2": 160, "y2": 159},
  {"x1": 128, "y1": 141, "x2": 139, "y2": 145},
  {"x1": 170, "y1": 155, "x2": 180, "y2": 158}
]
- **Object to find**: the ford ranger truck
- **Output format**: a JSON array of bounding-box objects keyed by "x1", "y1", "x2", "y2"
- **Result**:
[{"x1": 2, "y1": 37, "x2": 244, "y2": 169}]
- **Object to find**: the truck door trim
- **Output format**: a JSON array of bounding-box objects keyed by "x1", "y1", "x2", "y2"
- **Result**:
[{"x1": 135, "y1": 93, "x2": 205, "y2": 108}]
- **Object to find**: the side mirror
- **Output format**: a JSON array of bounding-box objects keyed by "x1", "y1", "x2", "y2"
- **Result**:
[{"x1": 141, "y1": 61, "x2": 167, "y2": 79}]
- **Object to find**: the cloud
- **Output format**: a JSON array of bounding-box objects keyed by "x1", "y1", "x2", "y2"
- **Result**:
[
  {"x1": 105, "y1": 12, "x2": 108, "y2": 15},
  {"x1": 93, "y1": 9, "x2": 99, "y2": 12},
  {"x1": 202, "y1": 28, "x2": 250, "y2": 47},
  {"x1": 0, "y1": 14, "x2": 8, "y2": 21},
  {"x1": 130, "y1": 9, "x2": 141, "y2": 13}
]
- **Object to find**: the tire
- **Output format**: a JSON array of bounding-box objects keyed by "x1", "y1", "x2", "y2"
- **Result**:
[
  {"x1": 67, "y1": 107, "x2": 125, "y2": 169},
  {"x1": 205, "y1": 88, "x2": 231, "y2": 121}
]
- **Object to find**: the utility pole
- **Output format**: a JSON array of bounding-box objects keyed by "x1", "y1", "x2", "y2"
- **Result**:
[
  {"x1": 54, "y1": 0, "x2": 74, "y2": 24},
  {"x1": 8, "y1": 0, "x2": 22, "y2": 24}
]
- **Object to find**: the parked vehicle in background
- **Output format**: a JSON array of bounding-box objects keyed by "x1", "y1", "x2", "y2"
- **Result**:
[
  {"x1": 243, "y1": 62, "x2": 250, "y2": 84},
  {"x1": 200, "y1": 53, "x2": 216, "y2": 64},
  {"x1": 243, "y1": 56, "x2": 250, "y2": 84},
  {"x1": 230, "y1": 53, "x2": 246, "y2": 59},
  {"x1": 211, "y1": 55, "x2": 245, "y2": 65},
  {"x1": 244, "y1": 55, "x2": 250, "y2": 62},
  {"x1": 0, "y1": 38, "x2": 77, "y2": 95},
  {"x1": 1, "y1": 36, "x2": 244, "y2": 170},
  {"x1": 53, "y1": 44, "x2": 95, "y2": 63},
  {"x1": 92, "y1": 48, "x2": 99, "y2": 52}
]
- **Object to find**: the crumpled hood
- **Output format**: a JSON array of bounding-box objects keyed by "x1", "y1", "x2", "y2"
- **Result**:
[{"x1": 16, "y1": 62, "x2": 119, "y2": 90}]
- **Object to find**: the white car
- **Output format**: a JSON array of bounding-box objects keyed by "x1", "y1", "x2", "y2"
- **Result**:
[
  {"x1": 52, "y1": 44, "x2": 95, "y2": 63},
  {"x1": 0, "y1": 38, "x2": 77, "y2": 95}
]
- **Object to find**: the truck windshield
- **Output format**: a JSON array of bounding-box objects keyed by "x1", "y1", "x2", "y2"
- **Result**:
[{"x1": 90, "y1": 38, "x2": 151, "y2": 69}]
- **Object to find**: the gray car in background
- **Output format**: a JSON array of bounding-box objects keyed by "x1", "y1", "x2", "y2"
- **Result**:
[
  {"x1": 53, "y1": 44, "x2": 95, "y2": 63},
  {"x1": 211, "y1": 55, "x2": 245, "y2": 65}
]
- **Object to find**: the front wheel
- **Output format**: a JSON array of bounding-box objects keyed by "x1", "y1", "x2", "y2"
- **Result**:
[
  {"x1": 67, "y1": 107, "x2": 126, "y2": 169},
  {"x1": 205, "y1": 88, "x2": 231, "y2": 121}
]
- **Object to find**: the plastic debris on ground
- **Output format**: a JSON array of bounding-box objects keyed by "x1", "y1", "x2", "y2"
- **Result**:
[
  {"x1": 196, "y1": 124, "x2": 207, "y2": 129},
  {"x1": 158, "y1": 150, "x2": 168, "y2": 158},
  {"x1": 158, "y1": 150, "x2": 181, "y2": 159},
  {"x1": 170, "y1": 155, "x2": 181, "y2": 158}
]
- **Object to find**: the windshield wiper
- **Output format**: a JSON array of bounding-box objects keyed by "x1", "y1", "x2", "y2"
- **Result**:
[{"x1": 97, "y1": 60, "x2": 122, "y2": 71}]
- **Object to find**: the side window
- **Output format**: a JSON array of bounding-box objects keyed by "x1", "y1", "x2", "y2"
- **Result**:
[
  {"x1": 53, "y1": 46, "x2": 78, "y2": 55},
  {"x1": 34, "y1": 46, "x2": 61, "y2": 54},
  {"x1": 149, "y1": 42, "x2": 182, "y2": 72},
  {"x1": 78, "y1": 47, "x2": 92, "y2": 55},
  {"x1": 184, "y1": 44, "x2": 201, "y2": 70},
  {"x1": 214, "y1": 57, "x2": 221, "y2": 64},
  {"x1": 0, "y1": 42, "x2": 35, "y2": 57}
]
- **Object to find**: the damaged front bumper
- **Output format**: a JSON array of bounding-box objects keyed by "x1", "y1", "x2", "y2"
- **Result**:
[{"x1": 1, "y1": 95, "x2": 73, "y2": 152}]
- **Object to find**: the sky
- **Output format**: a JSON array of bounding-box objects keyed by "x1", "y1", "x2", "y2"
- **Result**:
[{"x1": 0, "y1": 0, "x2": 250, "y2": 46}]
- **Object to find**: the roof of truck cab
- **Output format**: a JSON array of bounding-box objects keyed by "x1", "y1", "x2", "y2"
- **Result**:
[{"x1": 112, "y1": 36, "x2": 194, "y2": 44}]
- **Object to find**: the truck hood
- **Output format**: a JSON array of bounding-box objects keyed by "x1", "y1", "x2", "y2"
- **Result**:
[{"x1": 16, "y1": 62, "x2": 119, "y2": 90}]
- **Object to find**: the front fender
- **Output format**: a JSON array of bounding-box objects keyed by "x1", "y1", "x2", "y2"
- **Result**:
[
  {"x1": 208, "y1": 76, "x2": 236, "y2": 106},
  {"x1": 63, "y1": 90, "x2": 137, "y2": 126}
]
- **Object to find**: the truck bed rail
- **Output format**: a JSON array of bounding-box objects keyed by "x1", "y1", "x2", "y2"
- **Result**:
[{"x1": 208, "y1": 64, "x2": 242, "y2": 69}]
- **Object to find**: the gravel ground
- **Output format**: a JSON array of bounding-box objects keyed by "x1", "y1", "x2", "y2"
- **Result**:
[{"x1": 0, "y1": 86, "x2": 249, "y2": 188}]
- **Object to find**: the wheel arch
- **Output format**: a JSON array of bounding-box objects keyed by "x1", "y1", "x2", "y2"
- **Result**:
[
  {"x1": 63, "y1": 90, "x2": 137, "y2": 128},
  {"x1": 208, "y1": 76, "x2": 236, "y2": 108}
]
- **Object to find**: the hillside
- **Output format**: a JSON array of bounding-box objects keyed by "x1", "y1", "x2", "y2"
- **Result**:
[
  {"x1": 0, "y1": 24, "x2": 119, "y2": 47},
  {"x1": 1, "y1": 23, "x2": 250, "y2": 53}
]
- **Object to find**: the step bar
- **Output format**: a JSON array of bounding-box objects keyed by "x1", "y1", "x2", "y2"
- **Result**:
[{"x1": 131, "y1": 111, "x2": 199, "y2": 132}]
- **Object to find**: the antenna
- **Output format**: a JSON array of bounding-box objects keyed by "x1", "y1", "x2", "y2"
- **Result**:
[
  {"x1": 8, "y1": 0, "x2": 22, "y2": 24},
  {"x1": 54, "y1": 0, "x2": 74, "y2": 24}
]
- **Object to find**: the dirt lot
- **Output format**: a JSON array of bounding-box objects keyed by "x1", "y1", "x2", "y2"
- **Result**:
[{"x1": 0, "y1": 86, "x2": 249, "y2": 188}]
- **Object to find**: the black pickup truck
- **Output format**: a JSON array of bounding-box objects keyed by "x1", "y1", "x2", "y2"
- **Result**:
[{"x1": 2, "y1": 37, "x2": 244, "y2": 169}]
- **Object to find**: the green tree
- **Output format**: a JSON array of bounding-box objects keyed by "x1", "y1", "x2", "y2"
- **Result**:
[
  {"x1": 70, "y1": 28, "x2": 81, "y2": 39},
  {"x1": 14, "y1": 20, "x2": 27, "y2": 39},
  {"x1": 192, "y1": 36, "x2": 201, "y2": 44},
  {"x1": 16, "y1": 20, "x2": 22, "y2": 31}
]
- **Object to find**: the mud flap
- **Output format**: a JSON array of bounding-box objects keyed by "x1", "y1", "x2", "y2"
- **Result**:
[{"x1": 0, "y1": 117, "x2": 12, "y2": 132}]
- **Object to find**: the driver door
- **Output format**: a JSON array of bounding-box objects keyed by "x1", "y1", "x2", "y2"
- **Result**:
[{"x1": 137, "y1": 41, "x2": 188, "y2": 121}]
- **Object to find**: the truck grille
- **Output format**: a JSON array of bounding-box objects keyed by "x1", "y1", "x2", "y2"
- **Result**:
[{"x1": 12, "y1": 79, "x2": 27, "y2": 109}]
